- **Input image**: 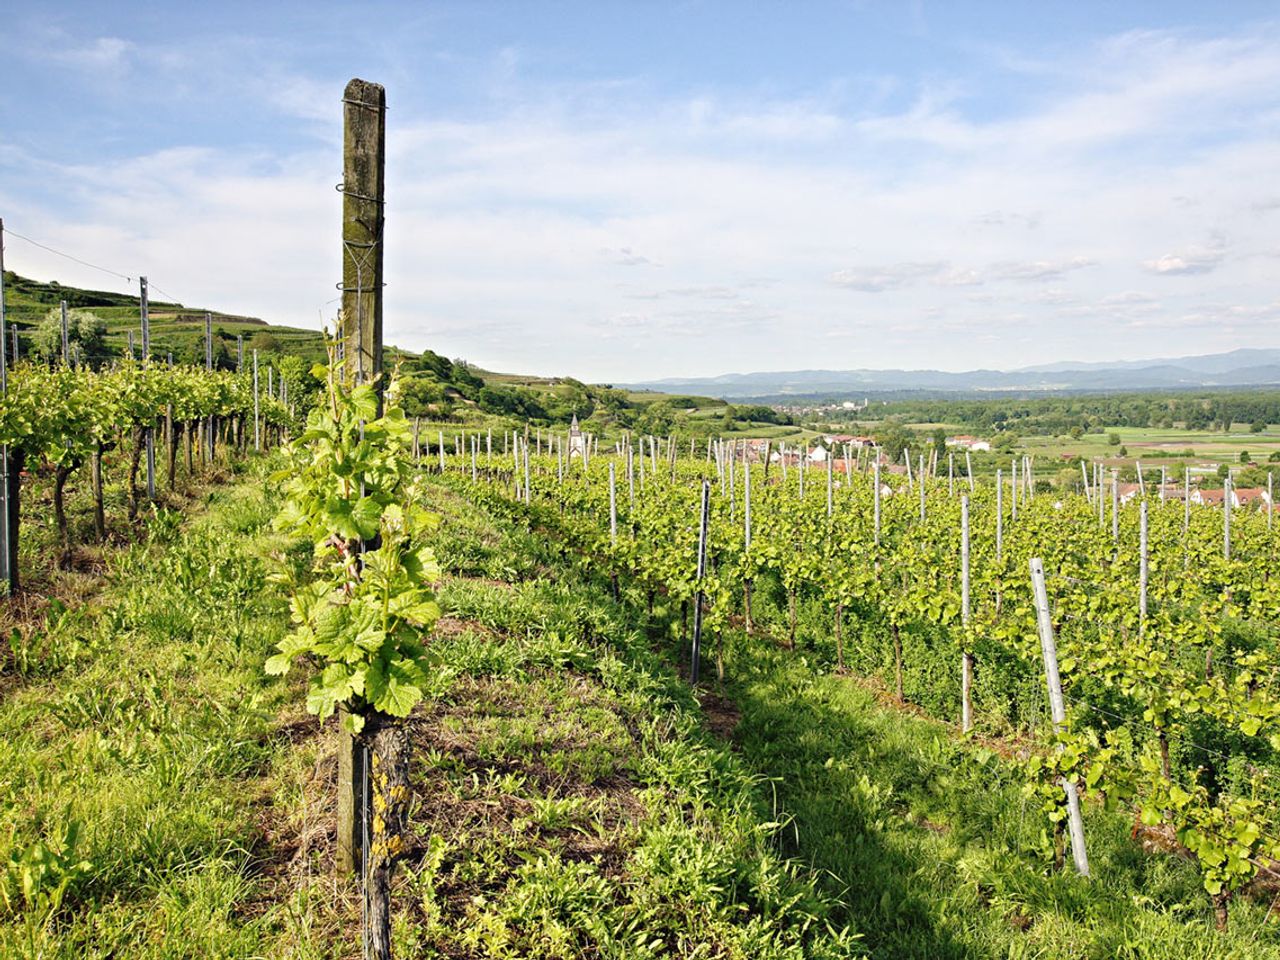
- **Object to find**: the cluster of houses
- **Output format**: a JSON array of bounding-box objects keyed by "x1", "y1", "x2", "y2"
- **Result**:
[{"x1": 1112, "y1": 482, "x2": 1272, "y2": 509}]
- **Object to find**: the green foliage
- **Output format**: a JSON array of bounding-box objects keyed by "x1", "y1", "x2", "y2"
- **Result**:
[
  {"x1": 0, "y1": 817, "x2": 92, "y2": 920},
  {"x1": 31, "y1": 307, "x2": 107, "y2": 365},
  {"x1": 267, "y1": 355, "x2": 444, "y2": 732}
]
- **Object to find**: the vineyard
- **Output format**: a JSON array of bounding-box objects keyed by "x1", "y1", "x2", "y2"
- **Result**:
[
  {"x1": 429, "y1": 431, "x2": 1280, "y2": 931},
  {"x1": 7, "y1": 351, "x2": 1280, "y2": 955},
  {"x1": 8, "y1": 57, "x2": 1280, "y2": 960}
]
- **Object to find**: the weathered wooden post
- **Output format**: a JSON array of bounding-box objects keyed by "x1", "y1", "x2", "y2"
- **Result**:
[
  {"x1": 340, "y1": 78, "x2": 386, "y2": 391},
  {"x1": 338, "y1": 77, "x2": 401, "y2": 960},
  {"x1": 1029, "y1": 558, "x2": 1090, "y2": 877}
]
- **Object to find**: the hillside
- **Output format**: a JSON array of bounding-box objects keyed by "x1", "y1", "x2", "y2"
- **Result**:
[
  {"x1": 3, "y1": 270, "x2": 341, "y2": 367},
  {"x1": 3, "y1": 272, "x2": 804, "y2": 439}
]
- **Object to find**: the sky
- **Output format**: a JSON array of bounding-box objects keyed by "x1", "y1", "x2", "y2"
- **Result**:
[{"x1": 3, "y1": 2, "x2": 1280, "y2": 382}]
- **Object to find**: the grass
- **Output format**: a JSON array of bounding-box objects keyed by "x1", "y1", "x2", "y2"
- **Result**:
[
  {"x1": 12, "y1": 442, "x2": 1280, "y2": 956},
  {"x1": 473, "y1": 475, "x2": 1280, "y2": 958},
  {"x1": 0, "y1": 461, "x2": 860, "y2": 957}
]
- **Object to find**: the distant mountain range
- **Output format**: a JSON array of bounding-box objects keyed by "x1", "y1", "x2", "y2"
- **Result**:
[{"x1": 628, "y1": 349, "x2": 1280, "y2": 400}]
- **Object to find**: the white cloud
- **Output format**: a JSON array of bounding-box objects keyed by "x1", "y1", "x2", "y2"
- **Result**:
[
  {"x1": 6, "y1": 21, "x2": 1280, "y2": 378},
  {"x1": 829, "y1": 261, "x2": 947, "y2": 292},
  {"x1": 1142, "y1": 247, "x2": 1225, "y2": 275},
  {"x1": 986, "y1": 257, "x2": 1096, "y2": 282},
  {"x1": 50, "y1": 36, "x2": 134, "y2": 74}
]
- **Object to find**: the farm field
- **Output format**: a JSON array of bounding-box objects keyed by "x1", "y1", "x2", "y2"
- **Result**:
[
  {"x1": 10, "y1": 430, "x2": 1280, "y2": 957},
  {"x1": 1019, "y1": 425, "x2": 1280, "y2": 464}
]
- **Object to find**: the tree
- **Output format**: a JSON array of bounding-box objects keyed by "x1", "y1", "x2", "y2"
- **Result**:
[
  {"x1": 31, "y1": 307, "x2": 108, "y2": 365},
  {"x1": 248, "y1": 331, "x2": 281, "y2": 353},
  {"x1": 1118, "y1": 446, "x2": 1128, "y2": 457},
  {"x1": 932, "y1": 428, "x2": 947, "y2": 460},
  {"x1": 1240, "y1": 450, "x2": 1251, "y2": 464},
  {"x1": 1108, "y1": 432, "x2": 1121, "y2": 446},
  {"x1": 412, "y1": 349, "x2": 454, "y2": 381},
  {"x1": 1251, "y1": 419, "x2": 1267, "y2": 433}
]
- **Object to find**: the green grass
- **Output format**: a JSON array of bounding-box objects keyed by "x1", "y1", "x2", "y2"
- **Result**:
[
  {"x1": 470, "y1": 475, "x2": 1280, "y2": 958},
  {"x1": 0, "y1": 462, "x2": 861, "y2": 957}
]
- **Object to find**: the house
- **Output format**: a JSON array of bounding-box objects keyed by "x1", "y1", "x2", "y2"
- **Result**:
[
  {"x1": 945, "y1": 435, "x2": 992, "y2": 453},
  {"x1": 1188, "y1": 487, "x2": 1269, "y2": 508},
  {"x1": 1116, "y1": 482, "x2": 1143, "y2": 505},
  {"x1": 1233, "y1": 487, "x2": 1271, "y2": 509}
]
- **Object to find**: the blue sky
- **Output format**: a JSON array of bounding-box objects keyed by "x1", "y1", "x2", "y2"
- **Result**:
[{"x1": 4, "y1": 2, "x2": 1280, "y2": 380}]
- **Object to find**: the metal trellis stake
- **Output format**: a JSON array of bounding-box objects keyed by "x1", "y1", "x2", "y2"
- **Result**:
[
  {"x1": 1029, "y1": 557, "x2": 1091, "y2": 877},
  {"x1": 691, "y1": 479, "x2": 711, "y2": 685}
]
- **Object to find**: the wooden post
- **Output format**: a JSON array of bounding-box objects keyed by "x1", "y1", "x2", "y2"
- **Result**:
[
  {"x1": 336, "y1": 710, "x2": 366, "y2": 877},
  {"x1": 438, "y1": 430, "x2": 445, "y2": 473},
  {"x1": 961, "y1": 495, "x2": 973, "y2": 733},
  {"x1": 966, "y1": 450, "x2": 974, "y2": 492},
  {"x1": 919, "y1": 461, "x2": 926, "y2": 522},
  {"x1": 340, "y1": 78, "x2": 386, "y2": 393},
  {"x1": 948, "y1": 451, "x2": 954, "y2": 497},
  {"x1": 1081, "y1": 460, "x2": 1091, "y2": 504},
  {"x1": 691, "y1": 479, "x2": 711, "y2": 684},
  {"x1": 335, "y1": 79, "x2": 389, "y2": 912},
  {"x1": 1269, "y1": 472, "x2": 1274, "y2": 532},
  {"x1": 1029, "y1": 558, "x2": 1090, "y2": 877}
]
